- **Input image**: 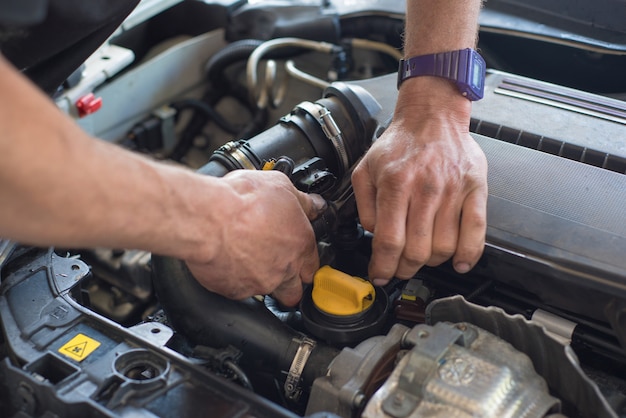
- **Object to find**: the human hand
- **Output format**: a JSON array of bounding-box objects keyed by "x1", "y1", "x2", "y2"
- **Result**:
[
  {"x1": 185, "y1": 169, "x2": 326, "y2": 306},
  {"x1": 352, "y1": 77, "x2": 488, "y2": 285}
]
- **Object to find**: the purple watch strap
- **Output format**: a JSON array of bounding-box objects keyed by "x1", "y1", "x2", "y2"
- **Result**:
[
  {"x1": 398, "y1": 49, "x2": 470, "y2": 88},
  {"x1": 396, "y1": 48, "x2": 485, "y2": 101}
]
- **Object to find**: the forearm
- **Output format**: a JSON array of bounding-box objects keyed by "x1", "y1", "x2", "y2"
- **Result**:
[
  {"x1": 0, "y1": 55, "x2": 325, "y2": 304},
  {"x1": 0, "y1": 56, "x2": 221, "y2": 260},
  {"x1": 396, "y1": 0, "x2": 482, "y2": 119},
  {"x1": 404, "y1": 0, "x2": 482, "y2": 56}
]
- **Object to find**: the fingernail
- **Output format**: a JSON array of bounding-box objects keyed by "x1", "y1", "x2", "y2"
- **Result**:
[
  {"x1": 372, "y1": 278, "x2": 389, "y2": 287},
  {"x1": 455, "y1": 262, "x2": 471, "y2": 274},
  {"x1": 310, "y1": 193, "x2": 328, "y2": 213}
]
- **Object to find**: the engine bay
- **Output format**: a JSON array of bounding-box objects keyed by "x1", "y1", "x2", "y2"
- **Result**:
[{"x1": 1, "y1": 1, "x2": 626, "y2": 417}]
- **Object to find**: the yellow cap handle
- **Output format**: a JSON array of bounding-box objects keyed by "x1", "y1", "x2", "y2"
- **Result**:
[{"x1": 311, "y1": 265, "x2": 375, "y2": 316}]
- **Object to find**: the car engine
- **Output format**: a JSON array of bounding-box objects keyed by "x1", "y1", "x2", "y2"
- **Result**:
[{"x1": 1, "y1": 1, "x2": 626, "y2": 417}]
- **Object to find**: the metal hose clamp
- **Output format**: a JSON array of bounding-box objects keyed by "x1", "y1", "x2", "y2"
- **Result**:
[
  {"x1": 218, "y1": 141, "x2": 257, "y2": 170},
  {"x1": 295, "y1": 101, "x2": 350, "y2": 174},
  {"x1": 284, "y1": 336, "x2": 316, "y2": 401}
]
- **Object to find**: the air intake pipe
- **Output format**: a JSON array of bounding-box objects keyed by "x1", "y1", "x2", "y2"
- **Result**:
[
  {"x1": 152, "y1": 82, "x2": 381, "y2": 398},
  {"x1": 196, "y1": 83, "x2": 380, "y2": 188}
]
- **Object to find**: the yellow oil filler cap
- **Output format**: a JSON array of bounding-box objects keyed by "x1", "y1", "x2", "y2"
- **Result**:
[{"x1": 311, "y1": 265, "x2": 375, "y2": 316}]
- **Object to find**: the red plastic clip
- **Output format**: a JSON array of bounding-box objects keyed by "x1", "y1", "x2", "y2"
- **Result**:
[{"x1": 75, "y1": 93, "x2": 103, "y2": 117}]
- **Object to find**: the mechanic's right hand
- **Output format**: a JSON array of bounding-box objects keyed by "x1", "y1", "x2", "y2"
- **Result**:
[{"x1": 184, "y1": 169, "x2": 325, "y2": 307}]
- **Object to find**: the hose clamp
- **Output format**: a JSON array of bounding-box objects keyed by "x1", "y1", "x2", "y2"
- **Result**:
[
  {"x1": 284, "y1": 336, "x2": 316, "y2": 401},
  {"x1": 295, "y1": 101, "x2": 350, "y2": 174},
  {"x1": 219, "y1": 141, "x2": 257, "y2": 170}
]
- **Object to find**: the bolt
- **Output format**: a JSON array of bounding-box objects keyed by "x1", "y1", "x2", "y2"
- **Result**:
[
  {"x1": 353, "y1": 392, "x2": 366, "y2": 408},
  {"x1": 393, "y1": 392, "x2": 405, "y2": 406},
  {"x1": 17, "y1": 383, "x2": 36, "y2": 414}
]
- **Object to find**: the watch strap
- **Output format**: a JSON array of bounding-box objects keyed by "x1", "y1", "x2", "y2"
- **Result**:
[
  {"x1": 399, "y1": 52, "x2": 451, "y2": 88},
  {"x1": 397, "y1": 48, "x2": 485, "y2": 101}
]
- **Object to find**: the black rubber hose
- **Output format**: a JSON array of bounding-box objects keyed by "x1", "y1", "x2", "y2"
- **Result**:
[
  {"x1": 151, "y1": 255, "x2": 339, "y2": 387},
  {"x1": 237, "y1": 102, "x2": 268, "y2": 140},
  {"x1": 205, "y1": 39, "x2": 264, "y2": 88},
  {"x1": 168, "y1": 115, "x2": 204, "y2": 162},
  {"x1": 170, "y1": 98, "x2": 239, "y2": 135}
]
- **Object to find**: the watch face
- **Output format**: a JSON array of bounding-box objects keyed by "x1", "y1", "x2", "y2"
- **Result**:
[
  {"x1": 462, "y1": 50, "x2": 486, "y2": 100},
  {"x1": 471, "y1": 54, "x2": 485, "y2": 91}
]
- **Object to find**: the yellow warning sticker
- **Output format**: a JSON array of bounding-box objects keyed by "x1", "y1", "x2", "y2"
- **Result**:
[{"x1": 58, "y1": 333, "x2": 101, "y2": 362}]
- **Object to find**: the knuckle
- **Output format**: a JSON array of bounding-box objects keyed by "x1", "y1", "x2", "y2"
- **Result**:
[
  {"x1": 351, "y1": 164, "x2": 366, "y2": 182},
  {"x1": 373, "y1": 165, "x2": 410, "y2": 192},
  {"x1": 401, "y1": 248, "x2": 430, "y2": 267},
  {"x1": 395, "y1": 269, "x2": 416, "y2": 280},
  {"x1": 252, "y1": 273, "x2": 284, "y2": 296},
  {"x1": 360, "y1": 218, "x2": 375, "y2": 233},
  {"x1": 463, "y1": 211, "x2": 487, "y2": 230},
  {"x1": 396, "y1": 253, "x2": 428, "y2": 279},
  {"x1": 383, "y1": 163, "x2": 404, "y2": 179},
  {"x1": 432, "y1": 243, "x2": 456, "y2": 261},
  {"x1": 374, "y1": 234, "x2": 404, "y2": 255},
  {"x1": 226, "y1": 284, "x2": 249, "y2": 300},
  {"x1": 258, "y1": 281, "x2": 278, "y2": 296},
  {"x1": 419, "y1": 179, "x2": 444, "y2": 198}
]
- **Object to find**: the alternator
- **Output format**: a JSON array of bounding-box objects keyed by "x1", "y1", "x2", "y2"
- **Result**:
[{"x1": 363, "y1": 322, "x2": 560, "y2": 418}]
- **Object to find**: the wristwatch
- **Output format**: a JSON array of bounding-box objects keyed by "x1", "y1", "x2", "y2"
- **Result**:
[{"x1": 397, "y1": 48, "x2": 486, "y2": 101}]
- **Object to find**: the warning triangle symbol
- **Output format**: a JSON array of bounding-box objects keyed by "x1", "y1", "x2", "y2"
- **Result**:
[{"x1": 64, "y1": 341, "x2": 88, "y2": 358}]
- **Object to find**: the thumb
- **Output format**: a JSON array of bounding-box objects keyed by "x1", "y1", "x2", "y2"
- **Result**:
[
  {"x1": 295, "y1": 192, "x2": 328, "y2": 221},
  {"x1": 272, "y1": 275, "x2": 304, "y2": 307}
]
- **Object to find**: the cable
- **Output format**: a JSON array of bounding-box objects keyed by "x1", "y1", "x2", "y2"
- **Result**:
[
  {"x1": 170, "y1": 98, "x2": 239, "y2": 135},
  {"x1": 224, "y1": 360, "x2": 254, "y2": 391}
]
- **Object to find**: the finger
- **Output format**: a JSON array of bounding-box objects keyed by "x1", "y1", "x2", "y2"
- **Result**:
[
  {"x1": 426, "y1": 197, "x2": 462, "y2": 267},
  {"x1": 395, "y1": 190, "x2": 440, "y2": 278},
  {"x1": 294, "y1": 191, "x2": 327, "y2": 221},
  {"x1": 272, "y1": 275, "x2": 304, "y2": 307},
  {"x1": 368, "y1": 181, "x2": 409, "y2": 282},
  {"x1": 187, "y1": 261, "x2": 247, "y2": 300},
  {"x1": 352, "y1": 161, "x2": 377, "y2": 232},
  {"x1": 292, "y1": 190, "x2": 322, "y2": 282},
  {"x1": 453, "y1": 188, "x2": 487, "y2": 273},
  {"x1": 300, "y1": 238, "x2": 320, "y2": 284}
]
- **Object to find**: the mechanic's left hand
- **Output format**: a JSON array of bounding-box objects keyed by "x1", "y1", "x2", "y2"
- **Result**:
[{"x1": 352, "y1": 77, "x2": 488, "y2": 285}]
